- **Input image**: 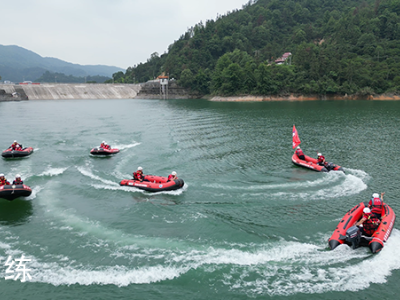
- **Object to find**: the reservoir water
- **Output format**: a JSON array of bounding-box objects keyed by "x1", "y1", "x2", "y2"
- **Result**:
[{"x1": 0, "y1": 99, "x2": 399, "y2": 299}]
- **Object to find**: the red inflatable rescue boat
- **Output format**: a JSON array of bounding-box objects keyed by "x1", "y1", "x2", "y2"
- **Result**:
[
  {"x1": 0, "y1": 184, "x2": 32, "y2": 201},
  {"x1": 120, "y1": 175, "x2": 184, "y2": 192},
  {"x1": 2, "y1": 147, "x2": 34, "y2": 158},
  {"x1": 90, "y1": 147, "x2": 120, "y2": 156},
  {"x1": 328, "y1": 202, "x2": 396, "y2": 253},
  {"x1": 291, "y1": 125, "x2": 343, "y2": 172},
  {"x1": 292, "y1": 152, "x2": 343, "y2": 172}
]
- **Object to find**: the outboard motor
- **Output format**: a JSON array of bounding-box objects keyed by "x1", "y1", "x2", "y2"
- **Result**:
[
  {"x1": 325, "y1": 162, "x2": 334, "y2": 171},
  {"x1": 345, "y1": 226, "x2": 361, "y2": 249}
]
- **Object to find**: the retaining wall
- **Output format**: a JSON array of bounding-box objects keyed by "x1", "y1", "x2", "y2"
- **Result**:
[{"x1": 0, "y1": 83, "x2": 141, "y2": 100}]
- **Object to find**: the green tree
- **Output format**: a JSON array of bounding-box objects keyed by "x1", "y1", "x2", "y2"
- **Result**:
[
  {"x1": 179, "y1": 69, "x2": 194, "y2": 88},
  {"x1": 220, "y1": 63, "x2": 243, "y2": 95}
]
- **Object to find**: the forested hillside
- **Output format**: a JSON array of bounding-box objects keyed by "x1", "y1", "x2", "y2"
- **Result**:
[{"x1": 114, "y1": 0, "x2": 400, "y2": 96}]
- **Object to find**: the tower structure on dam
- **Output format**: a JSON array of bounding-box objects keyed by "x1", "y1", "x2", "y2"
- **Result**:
[{"x1": 158, "y1": 75, "x2": 169, "y2": 100}]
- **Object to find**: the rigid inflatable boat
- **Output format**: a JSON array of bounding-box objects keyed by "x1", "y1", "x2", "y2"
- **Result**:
[
  {"x1": 0, "y1": 184, "x2": 32, "y2": 201},
  {"x1": 292, "y1": 153, "x2": 344, "y2": 172},
  {"x1": 291, "y1": 125, "x2": 343, "y2": 172},
  {"x1": 120, "y1": 175, "x2": 184, "y2": 192},
  {"x1": 2, "y1": 147, "x2": 34, "y2": 158},
  {"x1": 328, "y1": 202, "x2": 396, "y2": 253},
  {"x1": 90, "y1": 147, "x2": 119, "y2": 156}
]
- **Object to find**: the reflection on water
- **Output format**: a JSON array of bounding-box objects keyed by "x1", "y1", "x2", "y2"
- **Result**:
[{"x1": 0, "y1": 199, "x2": 33, "y2": 226}]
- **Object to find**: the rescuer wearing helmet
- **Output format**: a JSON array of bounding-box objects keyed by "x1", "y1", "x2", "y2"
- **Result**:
[
  {"x1": 295, "y1": 146, "x2": 305, "y2": 160},
  {"x1": 12, "y1": 174, "x2": 24, "y2": 185},
  {"x1": 0, "y1": 174, "x2": 10, "y2": 186},
  {"x1": 10, "y1": 140, "x2": 22, "y2": 150},
  {"x1": 133, "y1": 167, "x2": 144, "y2": 182},
  {"x1": 368, "y1": 192, "x2": 385, "y2": 219},
  {"x1": 317, "y1": 153, "x2": 326, "y2": 166},
  {"x1": 356, "y1": 207, "x2": 381, "y2": 236},
  {"x1": 167, "y1": 171, "x2": 178, "y2": 182},
  {"x1": 100, "y1": 141, "x2": 111, "y2": 150}
]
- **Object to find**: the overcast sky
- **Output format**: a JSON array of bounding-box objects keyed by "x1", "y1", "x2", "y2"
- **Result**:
[{"x1": 1, "y1": 0, "x2": 248, "y2": 70}]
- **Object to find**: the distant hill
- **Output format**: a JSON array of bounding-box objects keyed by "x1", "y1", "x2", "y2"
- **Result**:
[{"x1": 0, "y1": 45, "x2": 124, "y2": 82}]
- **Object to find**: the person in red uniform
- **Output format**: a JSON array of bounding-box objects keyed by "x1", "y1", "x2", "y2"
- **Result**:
[
  {"x1": 295, "y1": 146, "x2": 305, "y2": 160},
  {"x1": 356, "y1": 207, "x2": 381, "y2": 236},
  {"x1": 0, "y1": 174, "x2": 10, "y2": 186},
  {"x1": 317, "y1": 153, "x2": 326, "y2": 166},
  {"x1": 369, "y1": 192, "x2": 385, "y2": 219},
  {"x1": 104, "y1": 143, "x2": 111, "y2": 150},
  {"x1": 100, "y1": 141, "x2": 106, "y2": 149},
  {"x1": 133, "y1": 167, "x2": 144, "y2": 182},
  {"x1": 10, "y1": 141, "x2": 22, "y2": 150},
  {"x1": 12, "y1": 174, "x2": 24, "y2": 185},
  {"x1": 167, "y1": 171, "x2": 178, "y2": 182}
]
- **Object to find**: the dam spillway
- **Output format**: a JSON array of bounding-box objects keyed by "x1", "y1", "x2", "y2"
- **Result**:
[{"x1": 0, "y1": 83, "x2": 141, "y2": 100}]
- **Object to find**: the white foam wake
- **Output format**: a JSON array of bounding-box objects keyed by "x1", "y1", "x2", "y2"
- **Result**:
[
  {"x1": 204, "y1": 175, "x2": 330, "y2": 190},
  {"x1": 77, "y1": 166, "x2": 119, "y2": 186},
  {"x1": 38, "y1": 167, "x2": 68, "y2": 177},
  {"x1": 29, "y1": 261, "x2": 189, "y2": 286},
  {"x1": 112, "y1": 142, "x2": 141, "y2": 151},
  {"x1": 216, "y1": 170, "x2": 368, "y2": 200},
  {"x1": 1, "y1": 230, "x2": 399, "y2": 293},
  {"x1": 26, "y1": 185, "x2": 43, "y2": 200}
]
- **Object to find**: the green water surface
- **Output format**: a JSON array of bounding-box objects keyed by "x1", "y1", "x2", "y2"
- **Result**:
[{"x1": 0, "y1": 99, "x2": 399, "y2": 299}]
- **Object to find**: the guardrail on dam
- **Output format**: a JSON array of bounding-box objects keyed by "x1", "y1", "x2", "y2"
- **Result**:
[{"x1": 0, "y1": 83, "x2": 141, "y2": 100}]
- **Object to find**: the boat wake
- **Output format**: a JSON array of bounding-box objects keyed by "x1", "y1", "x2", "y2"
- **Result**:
[
  {"x1": 204, "y1": 168, "x2": 369, "y2": 200},
  {"x1": 25, "y1": 186, "x2": 43, "y2": 200},
  {"x1": 0, "y1": 224, "x2": 399, "y2": 295},
  {"x1": 77, "y1": 166, "x2": 119, "y2": 186},
  {"x1": 38, "y1": 167, "x2": 69, "y2": 177},
  {"x1": 112, "y1": 142, "x2": 140, "y2": 151}
]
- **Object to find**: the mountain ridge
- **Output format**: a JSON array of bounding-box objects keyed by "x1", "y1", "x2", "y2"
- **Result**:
[{"x1": 0, "y1": 45, "x2": 124, "y2": 82}]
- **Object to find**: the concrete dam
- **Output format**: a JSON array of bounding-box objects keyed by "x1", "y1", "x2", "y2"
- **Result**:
[{"x1": 0, "y1": 83, "x2": 141, "y2": 100}]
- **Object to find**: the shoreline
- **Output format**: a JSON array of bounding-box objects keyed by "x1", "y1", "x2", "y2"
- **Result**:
[
  {"x1": 2, "y1": 83, "x2": 399, "y2": 101},
  {"x1": 210, "y1": 93, "x2": 400, "y2": 102}
]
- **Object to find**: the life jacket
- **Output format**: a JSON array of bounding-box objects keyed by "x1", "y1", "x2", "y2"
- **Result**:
[
  {"x1": 362, "y1": 214, "x2": 381, "y2": 236},
  {"x1": 12, "y1": 180, "x2": 23, "y2": 185},
  {"x1": 12, "y1": 143, "x2": 23, "y2": 150},
  {"x1": 295, "y1": 148, "x2": 304, "y2": 158},
  {"x1": 167, "y1": 174, "x2": 176, "y2": 181},
  {"x1": 369, "y1": 197, "x2": 383, "y2": 217},
  {"x1": 0, "y1": 179, "x2": 10, "y2": 186},
  {"x1": 100, "y1": 143, "x2": 105, "y2": 148},
  {"x1": 133, "y1": 171, "x2": 143, "y2": 180},
  {"x1": 317, "y1": 156, "x2": 326, "y2": 166},
  {"x1": 105, "y1": 145, "x2": 111, "y2": 150}
]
